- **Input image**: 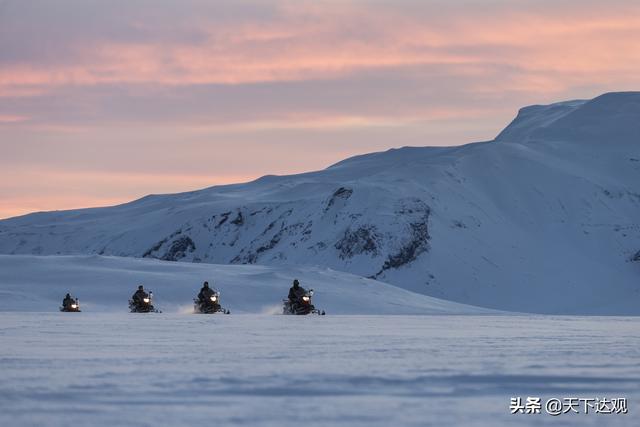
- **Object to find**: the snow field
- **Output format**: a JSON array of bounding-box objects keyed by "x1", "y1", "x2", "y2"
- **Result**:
[{"x1": 0, "y1": 314, "x2": 638, "y2": 427}]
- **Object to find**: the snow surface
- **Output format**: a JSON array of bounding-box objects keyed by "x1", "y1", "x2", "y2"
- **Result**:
[
  {"x1": 1, "y1": 92, "x2": 639, "y2": 314},
  {"x1": 0, "y1": 313, "x2": 638, "y2": 427},
  {"x1": 1, "y1": 92, "x2": 638, "y2": 426},
  {"x1": 0, "y1": 255, "x2": 491, "y2": 315}
]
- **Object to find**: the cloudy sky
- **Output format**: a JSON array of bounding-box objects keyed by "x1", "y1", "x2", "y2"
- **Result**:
[{"x1": 1, "y1": 0, "x2": 639, "y2": 218}]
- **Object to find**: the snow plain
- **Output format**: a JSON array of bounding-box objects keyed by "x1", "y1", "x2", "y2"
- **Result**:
[
  {"x1": 0, "y1": 314, "x2": 638, "y2": 427},
  {"x1": 0, "y1": 255, "x2": 638, "y2": 426}
]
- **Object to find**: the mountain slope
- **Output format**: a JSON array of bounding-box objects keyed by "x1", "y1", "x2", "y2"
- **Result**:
[{"x1": 1, "y1": 92, "x2": 639, "y2": 314}]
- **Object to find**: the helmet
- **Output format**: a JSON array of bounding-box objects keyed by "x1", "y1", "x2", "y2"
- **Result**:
[
  {"x1": 65, "y1": 293, "x2": 70, "y2": 298},
  {"x1": 138, "y1": 285, "x2": 144, "y2": 290},
  {"x1": 203, "y1": 281, "x2": 209, "y2": 288},
  {"x1": 293, "y1": 279, "x2": 300, "y2": 287}
]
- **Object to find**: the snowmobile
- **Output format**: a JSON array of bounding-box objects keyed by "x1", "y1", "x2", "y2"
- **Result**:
[
  {"x1": 283, "y1": 289, "x2": 325, "y2": 315},
  {"x1": 60, "y1": 298, "x2": 81, "y2": 312},
  {"x1": 193, "y1": 290, "x2": 230, "y2": 314},
  {"x1": 129, "y1": 291, "x2": 161, "y2": 313}
]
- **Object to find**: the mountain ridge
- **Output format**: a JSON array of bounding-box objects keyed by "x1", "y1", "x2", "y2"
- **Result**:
[{"x1": 496, "y1": 91, "x2": 640, "y2": 144}]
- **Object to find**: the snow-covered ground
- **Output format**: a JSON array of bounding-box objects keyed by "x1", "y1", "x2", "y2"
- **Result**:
[
  {"x1": 2, "y1": 255, "x2": 636, "y2": 426},
  {"x1": 0, "y1": 255, "x2": 490, "y2": 315},
  {"x1": 0, "y1": 314, "x2": 637, "y2": 427}
]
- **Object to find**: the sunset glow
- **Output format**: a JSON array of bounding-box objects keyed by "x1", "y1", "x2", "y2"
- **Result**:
[{"x1": 1, "y1": 0, "x2": 639, "y2": 219}]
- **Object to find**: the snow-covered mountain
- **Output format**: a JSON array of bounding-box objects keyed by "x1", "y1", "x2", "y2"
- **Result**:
[{"x1": 1, "y1": 92, "x2": 639, "y2": 314}]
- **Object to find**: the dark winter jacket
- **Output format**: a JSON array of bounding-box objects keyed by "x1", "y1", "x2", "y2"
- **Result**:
[
  {"x1": 132, "y1": 289, "x2": 148, "y2": 303},
  {"x1": 288, "y1": 286, "x2": 306, "y2": 302},
  {"x1": 198, "y1": 287, "x2": 214, "y2": 302},
  {"x1": 62, "y1": 295, "x2": 74, "y2": 308}
]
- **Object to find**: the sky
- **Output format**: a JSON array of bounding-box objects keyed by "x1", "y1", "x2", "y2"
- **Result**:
[{"x1": 1, "y1": 0, "x2": 639, "y2": 219}]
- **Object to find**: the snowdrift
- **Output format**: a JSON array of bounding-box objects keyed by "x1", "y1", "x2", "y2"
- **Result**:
[{"x1": 0, "y1": 255, "x2": 491, "y2": 314}]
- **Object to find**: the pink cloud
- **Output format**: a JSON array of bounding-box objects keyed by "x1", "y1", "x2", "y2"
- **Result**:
[
  {"x1": 0, "y1": 115, "x2": 29, "y2": 123},
  {"x1": 1, "y1": 3, "x2": 638, "y2": 94},
  {"x1": 1, "y1": 1, "x2": 639, "y2": 217}
]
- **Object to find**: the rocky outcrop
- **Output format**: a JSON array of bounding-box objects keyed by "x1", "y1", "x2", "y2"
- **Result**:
[
  {"x1": 143, "y1": 229, "x2": 183, "y2": 258},
  {"x1": 143, "y1": 230, "x2": 196, "y2": 262},
  {"x1": 335, "y1": 225, "x2": 380, "y2": 259},
  {"x1": 161, "y1": 236, "x2": 196, "y2": 261},
  {"x1": 374, "y1": 200, "x2": 431, "y2": 277},
  {"x1": 325, "y1": 187, "x2": 353, "y2": 212}
]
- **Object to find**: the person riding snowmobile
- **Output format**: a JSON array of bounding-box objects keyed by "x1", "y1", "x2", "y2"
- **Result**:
[
  {"x1": 62, "y1": 293, "x2": 75, "y2": 309},
  {"x1": 132, "y1": 285, "x2": 148, "y2": 304},
  {"x1": 129, "y1": 284, "x2": 157, "y2": 313},
  {"x1": 288, "y1": 279, "x2": 306, "y2": 308},
  {"x1": 283, "y1": 279, "x2": 325, "y2": 315},
  {"x1": 194, "y1": 281, "x2": 229, "y2": 314},
  {"x1": 60, "y1": 293, "x2": 80, "y2": 312},
  {"x1": 197, "y1": 281, "x2": 215, "y2": 302}
]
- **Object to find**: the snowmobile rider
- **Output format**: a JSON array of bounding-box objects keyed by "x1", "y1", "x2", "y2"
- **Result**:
[
  {"x1": 198, "y1": 281, "x2": 215, "y2": 302},
  {"x1": 62, "y1": 293, "x2": 75, "y2": 309},
  {"x1": 132, "y1": 285, "x2": 149, "y2": 304},
  {"x1": 288, "y1": 279, "x2": 306, "y2": 304}
]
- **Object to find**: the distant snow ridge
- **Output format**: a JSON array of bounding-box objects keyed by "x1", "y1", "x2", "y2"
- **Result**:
[
  {"x1": 1, "y1": 92, "x2": 639, "y2": 315},
  {"x1": 496, "y1": 91, "x2": 640, "y2": 144},
  {"x1": 0, "y1": 255, "x2": 491, "y2": 315}
]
